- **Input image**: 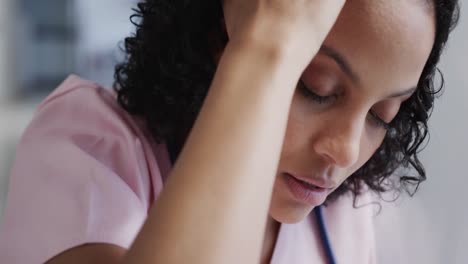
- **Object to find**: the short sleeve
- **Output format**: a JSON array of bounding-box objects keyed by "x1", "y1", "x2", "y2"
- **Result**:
[{"x1": 0, "y1": 76, "x2": 159, "y2": 263}]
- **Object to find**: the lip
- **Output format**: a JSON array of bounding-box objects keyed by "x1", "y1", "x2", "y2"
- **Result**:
[
  {"x1": 288, "y1": 173, "x2": 335, "y2": 190},
  {"x1": 283, "y1": 173, "x2": 332, "y2": 206}
]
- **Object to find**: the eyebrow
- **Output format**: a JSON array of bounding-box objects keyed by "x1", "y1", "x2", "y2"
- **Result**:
[
  {"x1": 318, "y1": 45, "x2": 417, "y2": 99},
  {"x1": 319, "y1": 45, "x2": 360, "y2": 84}
]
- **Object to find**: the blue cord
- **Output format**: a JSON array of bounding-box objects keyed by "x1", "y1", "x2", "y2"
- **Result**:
[{"x1": 315, "y1": 206, "x2": 336, "y2": 264}]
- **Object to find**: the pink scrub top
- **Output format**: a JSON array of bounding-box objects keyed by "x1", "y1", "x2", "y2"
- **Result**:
[{"x1": 0, "y1": 75, "x2": 377, "y2": 263}]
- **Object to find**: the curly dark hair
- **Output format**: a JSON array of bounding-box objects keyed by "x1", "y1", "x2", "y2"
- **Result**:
[{"x1": 113, "y1": 0, "x2": 460, "y2": 202}]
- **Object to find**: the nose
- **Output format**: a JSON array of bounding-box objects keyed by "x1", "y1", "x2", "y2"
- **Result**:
[{"x1": 313, "y1": 113, "x2": 365, "y2": 168}]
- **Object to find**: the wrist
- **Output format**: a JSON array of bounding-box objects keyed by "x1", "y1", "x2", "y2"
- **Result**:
[
  {"x1": 227, "y1": 22, "x2": 319, "y2": 76},
  {"x1": 226, "y1": 35, "x2": 305, "y2": 79}
]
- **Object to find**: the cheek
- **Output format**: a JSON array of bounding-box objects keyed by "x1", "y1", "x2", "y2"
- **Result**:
[
  {"x1": 351, "y1": 131, "x2": 386, "y2": 174},
  {"x1": 281, "y1": 111, "x2": 305, "y2": 159},
  {"x1": 282, "y1": 92, "x2": 387, "y2": 175},
  {"x1": 280, "y1": 94, "x2": 315, "y2": 158}
]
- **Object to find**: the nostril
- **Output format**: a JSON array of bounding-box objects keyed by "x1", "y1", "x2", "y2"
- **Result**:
[
  {"x1": 321, "y1": 152, "x2": 337, "y2": 165},
  {"x1": 315, "y1": 138, "x2": 360, "y2": 168}
]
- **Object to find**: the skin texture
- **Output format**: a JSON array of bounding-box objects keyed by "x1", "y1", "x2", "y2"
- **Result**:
[{"x1": 46, "y1": 1, "x2": 437, "y2": 264}]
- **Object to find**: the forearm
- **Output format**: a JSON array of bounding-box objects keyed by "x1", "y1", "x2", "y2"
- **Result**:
[{"x1": 123, "y1": 40, "x2": 308, "y2": 264}]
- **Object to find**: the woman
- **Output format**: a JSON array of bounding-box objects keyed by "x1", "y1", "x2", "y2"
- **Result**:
[{"x1": 0, "y1": 0, "x2": 459, "y2": 263}]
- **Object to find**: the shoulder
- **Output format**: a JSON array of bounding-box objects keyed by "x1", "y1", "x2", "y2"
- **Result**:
[
  {"x1": 0, "y1": 75, "x2": 170, "y2": 263},
  {"x1": 35, "y1": 74, "x2": 139, "y2": 139},
  {"x1": 18, "y1": 75, "x2": 170, "y2": 203}
]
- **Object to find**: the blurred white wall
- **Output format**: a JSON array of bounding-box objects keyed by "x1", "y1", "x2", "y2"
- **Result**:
[
  {"x1": 0, "y1": 0, "x2": 16, "y2": 221},
  {"x1": 74, "y1": 0, "x2": 136, "y2": 87},
  {"x1": 0, "y1": 0, "x2": 13, "y2": 102},
  {"x1": 423, "y1": 9, "x2": 468, "y2": 261}
]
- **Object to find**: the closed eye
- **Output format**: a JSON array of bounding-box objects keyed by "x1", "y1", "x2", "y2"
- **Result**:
[
  {"x1": 299, "y1": 79, "x2": 392, "y2": 130},
  {"x1": 298, "y1": 79, "x2": 337, "y2": 105},
  {"x1": 368, "y1": 111, "x2": 391, "y2": 130}
]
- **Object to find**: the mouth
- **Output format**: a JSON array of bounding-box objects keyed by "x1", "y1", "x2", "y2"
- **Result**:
[
  {"x1": 283, "y1": 173, "x2": 332, "y2": 206},
  {"x1": 288, "y1": 174, "x2": 335, "y2": 190}
]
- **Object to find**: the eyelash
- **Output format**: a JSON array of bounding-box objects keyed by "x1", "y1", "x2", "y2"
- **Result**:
[
  {"x1": 298, "y1": 80, "x2": 391, "y2": 130},
  {"x1": 298, "y1": 80, "x2": 337, "y2": 104},
  {"x1": 368, "y1": 111, "x2": 391, "y2": 130}
]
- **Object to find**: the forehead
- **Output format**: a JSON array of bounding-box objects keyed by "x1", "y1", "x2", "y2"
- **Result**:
[{"x1": 322, "y1": 0, "x2": 436, "y2": 93}]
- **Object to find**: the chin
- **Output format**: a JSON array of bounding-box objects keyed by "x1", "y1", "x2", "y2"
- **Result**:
[{"x1": 269, "y1": 204, "x2": 316, "y2": 224}]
